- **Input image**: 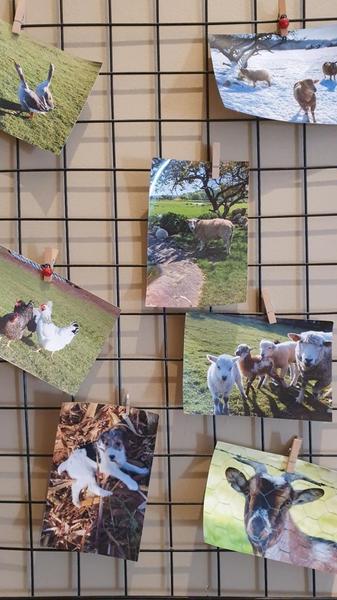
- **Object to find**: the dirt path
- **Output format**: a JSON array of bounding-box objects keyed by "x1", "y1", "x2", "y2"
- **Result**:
[{"x1": 146, "y1": 235, "x2": 204, "y2": 308}]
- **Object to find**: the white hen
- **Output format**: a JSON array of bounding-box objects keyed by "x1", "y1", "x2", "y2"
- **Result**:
[{"x1": 36, "y1": 301, "x2": 79, "y2": 354}]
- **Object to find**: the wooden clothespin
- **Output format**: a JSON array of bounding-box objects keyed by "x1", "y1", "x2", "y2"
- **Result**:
[
  {"x1": 124, "y1": 392, "x2": 131, "y2": 415},
  {"x1": 212, "y1": 142, "x2": 220, "y2": 179},
  {"x1": 12, "y1": 0, "x2": 26, "y2": 35},
  {"x1": 278, "y1": 0, "x2": 289, "y2": 38},
  {"x1": 286, "y1": 437, "x2": 303, "y2": 473},
  {"x1": 262, "y1": 288, "x2": 277, "y2": 324},
  {"x1": 41, "y1": 247, "x2": 58, "y2": 282}
]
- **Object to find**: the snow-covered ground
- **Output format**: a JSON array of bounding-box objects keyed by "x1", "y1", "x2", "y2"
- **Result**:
[{"x1": 211, "y1": 45, "x2": 337, "y2": 125}]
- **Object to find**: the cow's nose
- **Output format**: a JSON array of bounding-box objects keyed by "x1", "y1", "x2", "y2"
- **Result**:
[{"x1": 222, "y1": 375, "x2": 227, "y2": 382}]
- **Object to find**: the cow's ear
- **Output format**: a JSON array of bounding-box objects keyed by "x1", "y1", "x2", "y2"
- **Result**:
[
  {"x1": 288, "y1": 333, "x2": 301, "y2": 342},
  {"x1": 207, "y1": 354, "x2": 218, "y2": 364},
  {"x1": 225, "y1": 467, "x2": 249, "y2": 495},
  {"x1": 293, "y1": 488, "x2": 324, "y2": 506}
]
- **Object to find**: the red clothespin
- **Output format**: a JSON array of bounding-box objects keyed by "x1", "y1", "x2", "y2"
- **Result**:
[
  {"x1": 212, "y1": 142, "x2": 220, "y2": 179},
  {"x1": 262, "y1": 288, "x2": 277, "y2": 325},
  {"x1": 12, "y1": 0, "x2": 26, "y2": 34},
  {"x1": 278, "y1": 0, "x2": 289, "y2": 38},
  {"x1": 41, "y1": 247, "x2": 58, "y2": 282},
  {"x1": 286, "y1": 437, "x2": 303, "y2": 473}
]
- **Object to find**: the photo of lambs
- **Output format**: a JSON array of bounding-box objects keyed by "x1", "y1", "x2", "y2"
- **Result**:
[
  {"x1": 41, "y1": 402, "x2": 158, "y2": 560},
  {"x1": 183, "y1": 313, "x2": 333, "y2": 421},
  {"x1": 0, "y1": 19, "x2": 101, "y2": 153},
  {"x1": 0, "y1": 246, "x2": 119, "y2": 395},
  {"x1": 210, "y1": 25, "x2": 337, "y2": 125},
  {"x1": 146, "y1": 157, "x2": 249, "y2": 308},
  {"x1": 204, "y1": 441, "x2": 337, "y2": 573}
]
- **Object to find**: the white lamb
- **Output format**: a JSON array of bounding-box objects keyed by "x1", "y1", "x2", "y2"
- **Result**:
[
  {"x1": 207, "y1": 353, "x2": 247, "y2": 415},
  {"x1": 259, "y1": 339, "x2": 299, "y2": 387}
]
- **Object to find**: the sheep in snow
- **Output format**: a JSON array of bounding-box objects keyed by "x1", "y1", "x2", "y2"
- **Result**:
[
  {"x1": 187, "y1": 218, "x2": 234, "y2": 254},
  {"x1": 207, "y1": 353, "x2": 247, "y2": 415},
  {"x1": 288, "y1": 331, "x2": 332, "y2": 404},
  {"x1": 259, "y1": 339, "x2": 299, "y2": 387},
  {"x1": 322, "y1": 61, "x2": 337, "y2": 80},
  {"x1": 238, "y1": 68, "x2": 271, "y2": 87},
  {"x1": 293, "y1": 79, "x2": 319, "y2": 124}
]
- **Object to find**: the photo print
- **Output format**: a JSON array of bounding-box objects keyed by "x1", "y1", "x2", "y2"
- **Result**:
[
  {"x1": 41, "y1": 402, "x2": 159, "y2": 560},
  {"x1": 204, "y1": 441, "x2": 337, "y2": 574},
  {"x1": 0, "y1": 19, "x2": 101, "y2": 153},
  {"x1": 0, "y1": 245, "x2": 119, "y2": 395},
  {"x1": 183, "y1": 312, "x2": 333, "y2": 421},
  {"x1": 146, "y1": 157, "x2": 249, "y2": 308},
  {"x1": 210, "y1": 25, "x2": 337, "y2": 125}
]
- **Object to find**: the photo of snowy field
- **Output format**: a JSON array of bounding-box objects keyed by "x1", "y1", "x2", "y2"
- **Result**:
[{"x1": 210, "y1": 26, "x2": 337, "y2": 125}]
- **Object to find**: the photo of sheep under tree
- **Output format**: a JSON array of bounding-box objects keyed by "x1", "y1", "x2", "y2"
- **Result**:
[
  {"x1": 210, "y1": 25, "x2": 337, "y2": 125},
  {"x1": 146, "y1": 157, "x2": 249, "y2": 308},
  {"x1": 183, "y1": 312, "x2": 333, "y2": 421},
  {"x1": 41, "y1": 402, "x2": 158, "y2": 560},
  {"x1": 0, "y1": 19, "x2": 101, "y2": 154},
  {"x1": 0, "y1": 246, "x2": 120, "y2": 395},
  {"x1": 204, "y1": 441, "x2": 337, "y2": 574}
]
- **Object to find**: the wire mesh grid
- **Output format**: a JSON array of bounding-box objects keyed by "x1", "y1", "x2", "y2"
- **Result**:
[{"x1": 0, "y1": 0, "x2": 337, "y2": 598}]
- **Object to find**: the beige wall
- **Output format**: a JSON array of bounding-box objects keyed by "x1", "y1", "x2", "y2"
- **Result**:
[{"x1": 0, "y1": 0, "x2": 337, "y2": 596}]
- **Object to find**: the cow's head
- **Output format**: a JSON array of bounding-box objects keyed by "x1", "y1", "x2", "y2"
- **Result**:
[
  {"x1": 187, "y1": 218, "x2": 199, "y2": 232},
  {"x1": 288, "y1": 331, "x2": 332, "y2": 370},
  {"x1": 207, "y1": 353, "x2": 238, "y2": 382},
  {"x1": 301, "y1": 78, "x2": 319, "y2": 91},
  {"x1": 225, "y1": 456, "x2": 324, "y2": 555}
]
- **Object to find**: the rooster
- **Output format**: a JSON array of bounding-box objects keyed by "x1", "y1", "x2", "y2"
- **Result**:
[
  {"x1": 36, "y1": 301, "x2": 79, "y2": 356},
  {"x1": 0, "y1": 300, "x2": 34, "y2": 347}
]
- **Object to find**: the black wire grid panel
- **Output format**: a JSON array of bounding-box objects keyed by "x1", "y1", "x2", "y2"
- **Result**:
[{"x1": 1, "y1": 0, "x2": 337, "y2": 599}]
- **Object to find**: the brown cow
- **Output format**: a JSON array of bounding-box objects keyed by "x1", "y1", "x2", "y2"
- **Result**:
[{"x1": 293, "y1": 79, "x2": 319, "y2": 123}]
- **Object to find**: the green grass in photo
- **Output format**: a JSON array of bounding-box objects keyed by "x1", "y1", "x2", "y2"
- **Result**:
[
  {"x1": 183, "y1": 313, "x2": 332, "y2": 420},
  {"x1": 204, "y1": 442, "x2": 337, "y2": 562},
  {"x1": 0, "y1": 19, "x2": 101, "y2": 154},
  {"x1": 0, "y1": 251, "x2": 117, "y2": 395}
]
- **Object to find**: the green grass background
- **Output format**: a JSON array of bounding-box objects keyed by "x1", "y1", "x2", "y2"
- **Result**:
[
  {"x1": 0, "y1": 19, "x2": 101, "y2": 154},
  {"x1": 183, "y1": 313, "x2": 332, "y2": 420},
  {"x1": 0, "y1": 252, "x2": 117, "y2": 395},
  {"x1": 149, "y1": 198, "x2": 248, "y2": 306},
  {"x1": 204, "y1": 441, "x2": 337, "y2": 558}
]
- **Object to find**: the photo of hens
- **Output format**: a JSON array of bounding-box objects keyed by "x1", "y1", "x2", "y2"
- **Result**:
[{"x1": 0, "y1": 246, "x2": 120, "y2": 395}]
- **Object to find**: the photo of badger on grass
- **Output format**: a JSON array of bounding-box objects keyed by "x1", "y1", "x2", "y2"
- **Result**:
[
  {"x1": 146, "y1": 157, "x2": 249, "y2": 308},
  {"x1": 0, "y1": 246, "x2": 120, "y2": 395},
  {"x1": 204, "y1": 441, "x2": 337, "y2": 574},
  {"x1": 41, "y1": 402, "x2": 158, "y2": 560},
  {"x1": 183, "y1": 312, "x2": 333, "y2": 421},
  {"x1": 210, "y1": 25, "x2": 337, "y2": 125}
]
